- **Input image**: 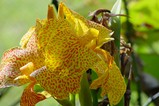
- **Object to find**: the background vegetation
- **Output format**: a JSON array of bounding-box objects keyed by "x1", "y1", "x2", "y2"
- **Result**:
[{"x1": 0, "y1": 0, "x2": 159, "y2": 106}]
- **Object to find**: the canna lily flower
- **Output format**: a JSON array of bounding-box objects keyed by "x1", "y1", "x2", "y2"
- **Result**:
[
  {"x1": 0, "y1": 26, "x2": 46, "y2": 105},
  {"x1": 0, "y1": 2, "x2": 126, "y2": 106}
]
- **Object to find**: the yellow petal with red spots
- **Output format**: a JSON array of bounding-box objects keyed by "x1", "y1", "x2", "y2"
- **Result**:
[
  {"x1": 30, "y1": 66, "x2": 82, "y2": 99},
  {"x1": 0, "y1": 48, "x2": 31, "y2": 88},
  {"x1": 33, "y1": 6, "x2": 106, "y2": 99},
  {"x1": 60, "y1": 2, "x2": 113, "y2": 48},
  {"x1": 105, "y1": 63, "x2": 126, "y2": 105},
  {"x1": 20, "y1": 27, "x2": 35, "y2": 48},
  {"x1": 0, "y1": 2, "x2": 126, "y2": 106},
  {"x1": 0, "y1": 27, "x2": 44, "y2": 88},
  {"x1": 20, "y1": 82, "x2": 46, "y2": 106},
  {"x1": 91, "y1": 62, "x2": 126, "y2": 105}
]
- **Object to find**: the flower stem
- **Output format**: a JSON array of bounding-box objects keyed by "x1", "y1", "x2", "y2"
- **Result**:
[
  {"x1": 56, "y1": 99, "x2": 73, "y2": 106},
  {"x1": 110, "y1": 16, "x2": 124, "y2": 106},
  {"x1": 79, "y1": 73, "x2": 93, "y2": 106},
  {"x1": 70, "y1": 94, "x2": 75, "y2": 106},
  {"x1": 91, "y1": 89, "x2": 98, "y2": 106},
  {"x1": 122, "y1": 0, "x2": 142, "y2": 105},
  {"x1": 111, "y1": 17, "x2": 121, "y2": 67}
]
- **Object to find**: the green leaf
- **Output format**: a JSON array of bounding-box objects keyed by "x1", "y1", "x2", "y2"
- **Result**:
[
  {"x1": 111, "y1": 0, "x2": 122, "y2": 14},
  {"x1": 34, "y1": 84, "x2": 44, "y2": 92},
  {"x1": 110, "y1": 1, "x2": 124, "y2": 106},
  {"x1": 109, "y1": 0, "x2": 122, "y2": 65},
  {"x1": 129, "y1": 0, "x2": 159, "y2": 28},
  {"x1": 79, "y1": 73, "x2": 93, "y2": 106},
  {"x1": 139, "y1": 53, "x2": 159, "y2": 80}
]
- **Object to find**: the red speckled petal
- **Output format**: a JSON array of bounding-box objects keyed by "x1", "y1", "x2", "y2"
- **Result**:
[
  {"x1": 103, "y1": 62, "x2": 126, "y2": 105},
  {"x1": 0, "y1": 48, "x2": 30, "y2": 88},
  {"x1": 20, "y1": 82, "x2": 46, "y2": 106},
  {"x1": 90, "y1": 49, "x2": 126, "y2": 105},
  {"x1": 31, "y1": 66, "x2": 82, "y2": 99},
  {"x1": 0, "y1": 27, "x2": 45, "y2": 88},
  {"x1": 20, "y1": 27, "x2": 35, "y2": 48},
  {"x1": 31, "y1": 40, "x2": 102, "y2": 99},
  {"x1": 60, "y1": 2, "x2": 113, "y2": 47}
]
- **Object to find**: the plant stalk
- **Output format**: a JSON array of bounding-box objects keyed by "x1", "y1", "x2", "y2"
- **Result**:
[
  {"x1": 70, "y1": 94, "x2": 75, "y2": 106},
  {"x1": 79, "y1": 73, "x2": 93, "y2": 106},
  {"x1": 91, "y1": 89, "x2": 98, "y2": 106},
  {"x1": 122, "y1": 0, "x2": 142, "y2": 105},
  {"x1": 56, "y1": 99, "x2": 73, "y2": 106},
  {"x1": 110, "y1": 16, "x2": 124, "y2": 106}
]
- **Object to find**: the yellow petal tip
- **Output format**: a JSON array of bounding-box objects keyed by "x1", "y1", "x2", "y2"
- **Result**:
[{"x1": 47, "y1": 5, "x2": 56, "y2": 20}]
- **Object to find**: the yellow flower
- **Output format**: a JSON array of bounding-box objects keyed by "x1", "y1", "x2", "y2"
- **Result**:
[
  {"x1": 0, "y1": 2, "x2": 126, "y2": 106},
  {"x1": 0, "y1": 24, "x2": 46, "y2": 105},
  {"x1": 32, "y1": 2, "x2": 126, "y2": 105}
]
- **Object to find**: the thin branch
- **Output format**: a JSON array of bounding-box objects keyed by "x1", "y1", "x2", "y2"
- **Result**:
[
  {"x1": 79, "y1": 73, "x2": 93, "y2": 106},
  {"x1": 143, "y1": 92, "x2": 159, "y2": 106},
  {"x1": 124, "y1": 65, "x2": 132, "y2": 106},
  {"x1": 122, "y1": 0, "x2": 142, "y2": 105}
]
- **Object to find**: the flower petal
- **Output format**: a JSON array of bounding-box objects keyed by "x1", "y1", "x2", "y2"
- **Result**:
[
  {"x1": 60, "y1": 2, "x2": 113, "y2": 48},
  {"x1": 30, "y1": 66, "x2": 82, "y2": 99},
  {"x1": 20, "y1": 27, "x2": 35, "y2": 48},
  {"x1": 90, "y1": 48, "x2": 126, "y2": 105},
  {"x1": 47, "y1": 5, "x2": 57, "y2": 20},
  {"x1": 13, "y1": 75, "x2": 30, "y2": 86},
  {"x1": 91, "y1": 62, "x2": 126, "y2": 105},
  {"x1": 103, "y1": 63, "x2": 126, "y2": 105},
  {"x1": 0, "y1": 48, "x2": 30, "y2": 88},
  {"x1": 33, "y1": 3, "x2": 115, "y2": 100},
  {"x1": 20, "y1": 62, "x2": 34, "y2": 76},
  {"x1": 0, "y1": 41, "x2": 44, "y2": 88},
  {"x1": 31, "y1": 38, "x2": 102, "y2": 99},
  {"x1": 20, "y1": 82, "x2": 46, "y2": 106},
  {"x1": 90, "y1": 73, "x2": 108, "y2": 89}
]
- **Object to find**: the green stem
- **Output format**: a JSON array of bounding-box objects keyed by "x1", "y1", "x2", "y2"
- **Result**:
[
  {"x1": 111, "y1": 16, "x2": 124, "y2": 106},
  {"x1": 70, "y1": 94, "x2": 75, "y2": 106},
  {"x1": 123, "y1": 0, "x2": 141, "y2": 105},
  {"x1": 131, "y1": 52, "x2": 142, "y2": 106},
  {"x1": 111, "y1": 17, "x2": 121, "y2": 67},
  {"x1": 56, "y1": 99, "x2": 73, "y2": 106},
  {"x1": 79, "y1": 73, "x2": 93, "y2": 106},
  {"x1": 91, "y1": 89, "x2": 98, "y2": 106}
]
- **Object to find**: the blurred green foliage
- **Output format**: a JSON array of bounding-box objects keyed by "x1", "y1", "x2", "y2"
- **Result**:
[
  {"x1": 127, "y1": 0, "x2": 159, "y2": 80},
  {"x1": 0, "y1": 0, "x2": 51, "y2": 56},
  {"x1": 0, "y1": 0, "x2": 159, "y2": 106}
]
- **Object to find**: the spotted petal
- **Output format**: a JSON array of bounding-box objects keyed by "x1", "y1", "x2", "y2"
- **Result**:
[
  {"x1": 31, "y1": 66, "x2": 81, "y2": 99},
  {"x1": 0, "y1": 31, "x2": 44, "y2": 88},
  {"x1": 20, "y1": 27, "x2": 35, "y2": 48},
  {"x1": 60, "y1": 3, "x2": 113, "y2": 48},
  {"x1": 0, "y1": 48, "x2": 31, "y2": 88},
  {"x1": 20, "y1": 82, "x2": 46, "y2": 106},
  {"x1": 91, "y1": 51, "x2": 126, "y2": 106}
]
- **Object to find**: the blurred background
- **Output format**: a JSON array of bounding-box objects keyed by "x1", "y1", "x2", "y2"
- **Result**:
[{"x1": 0, "y1": 0, "x2": 159, "y2": 106}]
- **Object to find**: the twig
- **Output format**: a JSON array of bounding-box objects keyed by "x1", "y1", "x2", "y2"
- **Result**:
[
  {"x1": 122, "y1": 0, "x2": 142, "y2": 105},
  {"x1": 143, "y1": 92, "x2": 159, "y2": 106},
  {"x1": 124, "y1": 65, "x2": 132, "y2": 106}
]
